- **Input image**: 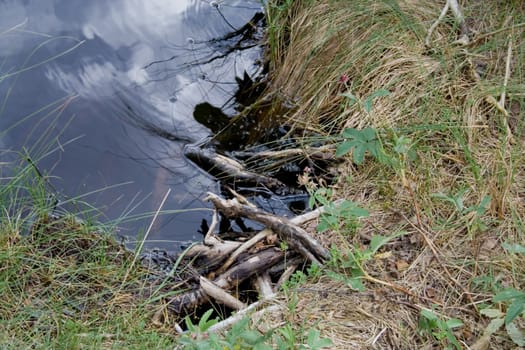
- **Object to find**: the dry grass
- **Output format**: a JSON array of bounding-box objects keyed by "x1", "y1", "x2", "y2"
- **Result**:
[{"x1": 262, "y1": 0, "x2": 525, "y2": 348}]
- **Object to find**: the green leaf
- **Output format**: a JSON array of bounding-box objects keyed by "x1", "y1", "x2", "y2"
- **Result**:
[
  {"x1": 502, "y1": 242, "x2": 525, "y2": 254},
  {"x1": 485, "y1": 318, "x2": 504, "y2": 335},
  {"x1": 363, "y1": 89, "x2": 390, "y2": 113},
  {"x1": 505, "y1": 300, "x2": 525, "y2": 325},
  {"x1": 493, "y1": 288, "x2": 525, "y2": 303},
  {"x1": 445, "y1": 318, "x2": 464, "y2": 329},
  {"x1": 342, "y1": 128, "x2": 361, "y2": 138},
  {"x1": 307, "y1": 329, "x2": 333, "y2": 349},
  {"x1": 198, "y1": 309, "x2": 217, "y2": 332},
  {"x1": 361, "y1": 127, "x2": 378, "y2": 141},
  {"x1": 241, "y1": 330, "x2": 264, "y2": 344},
  {"x1": 346, "y1": 276, "x2": 365, "y2": 291},
  {"x1": 420, "y1": 309, "x2": 438, "y2": 322},
  {"x1": 340, "y1": 92, "x2": 358, "y2": 104},
  {"x1": 506, "y1": 322, "x2": 525, "y2": 346},
  {"x1": 336, "y1": 140, "x2": 356, "y2": 157},
  {"x1": 480, "y1": 308, "x2": 504, "y2": 318},
  {"x1": 369, "y1": 231, "x2": 406, "y2": 255},
  {"x1": 353, "y1": 144, "x2": 366, "y2": 164}
]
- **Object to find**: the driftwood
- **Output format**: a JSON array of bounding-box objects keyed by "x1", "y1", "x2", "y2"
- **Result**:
[
  {"x1": 184, "y1": 146, "x2": 285, "y2": 190},
  {"x1": 162, "y1": 193, "x2": 335, "y2": 322},
  {"x1": 205, "y1": 192, "x2": 330, "y2": 265}
]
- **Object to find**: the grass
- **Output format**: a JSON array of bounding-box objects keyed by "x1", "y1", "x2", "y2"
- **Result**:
[
  {"x1": 0, "y1": 157, "x2": 179, "y2": 349},
  {"x1": 259, "y1": 0, "x2": 525, "y2": 348}
]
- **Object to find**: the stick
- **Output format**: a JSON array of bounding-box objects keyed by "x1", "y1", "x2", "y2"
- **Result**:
[
  {"x1": 425, "y1": 0, "x2": 450, "y2": 47},
  {"x1": 200, "y1": 276, "x2": 246, "y2": 310},
  {"x1": 255, "y1": 272, "x2": 274, "y2": 299}
]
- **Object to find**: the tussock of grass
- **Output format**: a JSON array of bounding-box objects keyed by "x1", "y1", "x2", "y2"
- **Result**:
[
  {"x1": 0, "y1": 162, "x2": 177, "y2": 349},
  {"x1": 264, "y1": 0, "x2": 525, "y2": 348}
]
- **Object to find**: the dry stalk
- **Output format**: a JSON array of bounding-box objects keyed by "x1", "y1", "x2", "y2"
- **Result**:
[{"x1": 401, "y1": 213, "x2": 479, "y2": 315}]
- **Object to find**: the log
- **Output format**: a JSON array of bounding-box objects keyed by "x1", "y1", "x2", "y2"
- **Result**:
[
  {"x1": 184, "y1": 146, "x2": 285, "y2": 190},
  {"x1": 206, "y1": 193, "x2": 330, "y2": 264}
]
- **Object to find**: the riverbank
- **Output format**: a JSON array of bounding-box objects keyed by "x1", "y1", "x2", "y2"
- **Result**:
[
  {"x1": 2, "y1": 0, "x2": 525, "y2": 348},
  {"x1": 262, "y1": 0, "x2": 525, "y2": 348}
]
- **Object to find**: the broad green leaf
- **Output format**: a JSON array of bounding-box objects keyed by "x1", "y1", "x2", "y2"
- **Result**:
[
  {"x1": 241, "y1": 330, "x2": 264, "y2": 344},
  {"x1": 363, "y1": 89, "x2": 390, "y2": 113},
  {"x1": 493, "y1": 288, "x2": 525, "y2": 302},
  {"x1": 336, "y1": 141, "x2": 356, "y2": 157},
  {"x1": 353, "y1": 144, "x2": 366, "y2": 164},
  {"x1": 445, "y1": 318, "x2": 464, "y2": 329},
  {"x1": 485, "y1": 317, "x2": 504, "y2": 335},
  {"x1": 307, "y1": 329, "x2": 333, "y2": 349},
  {"x1": 254, "y1": 344, "x2": 273, "y2": 350},
  {"x1": 369, "y1": 231, "x2": 406, "y2": 255},
  {"x1": 340, "y1": 92, "x2": 358, "y2": 104},
  {"x1": 480, "y1": 308, "x2": 504, "y2": 318},
  {"x1": 506, "y1": 322, "x2": 525, "y2": 346},
  {"x1": 420, "y1": 309, "x2": 438, "y2": 321},
  {"x1": 502, "y1": 242, "x2": 525, "y2": 254},
  {"x1": 369, "y1": 89, "x2": 391, "y2": 99},
  {"x1": 361, "y1": 127, "x2": 378, "y2": 141},
  {"x1": 342, "y1": 128, "x2": 361, "y2": 138},
  {"x1": 505, "y1": 300, "x2": 525, "y2": 325},
  {"x1": 346, "y1": 276, "x2": 365, "y2": 291}
]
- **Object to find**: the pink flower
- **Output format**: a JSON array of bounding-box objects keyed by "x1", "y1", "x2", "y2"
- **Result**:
[{"x1": 339, "y1": 73, "x2": 349, "y2": 84}]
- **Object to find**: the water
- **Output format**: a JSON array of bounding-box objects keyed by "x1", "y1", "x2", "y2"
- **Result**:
[{"x1": 0, "y1": 0, "x2": 265, "y2": 250}]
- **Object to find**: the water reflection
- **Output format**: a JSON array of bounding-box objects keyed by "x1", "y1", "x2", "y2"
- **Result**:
[{"x1": 0, "y1": 0, "x2": 264, "y2": 250}]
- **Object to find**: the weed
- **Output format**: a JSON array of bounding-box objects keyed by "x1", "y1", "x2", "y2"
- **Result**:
[
  {"x1": 326, "y1": 231, "x2": 407, "y2": 291},
  {"x1": 308, "y1": 187, "x2": 369, "y2": 234},
  {"x1": 336, "y1": 127, "x2": 384, "y2": 165},
  {"x1": 479, "y1": 289, "x2": 525, "y2": 347},
  {"x1": 418, "y1": 308, "x2": 464, "y2": 350}
]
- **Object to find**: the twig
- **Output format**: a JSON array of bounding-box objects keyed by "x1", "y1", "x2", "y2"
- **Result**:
[
  {"x1": 208, "y1": 302, "x2": 282, "y2": 334},
  {"x1": 426, "y1": 0, "x2": 469, "y2": 47},
  {"x1": 425, "y1": 0, "x2": 450, "y2": 47},
  {"x1": 500, "y1": 36, "x2": 512, "y2": 108},
  {"x1": 204, "y1": 209, "x2": 219, "y2": 245},
  {"x1": 206, "y1": 193, "x2": 329, "y2": 264},
  {"x1": 255, "y1": 272, "x2": 274, "y2": 299},
  {"x1": 216, "y1": 228, "x2": 272, "y2": 275}
]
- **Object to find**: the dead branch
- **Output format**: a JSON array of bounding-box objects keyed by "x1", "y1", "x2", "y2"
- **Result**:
[
  {"x1": 205, "y1": 192, "x2": 330, "y2": 264},
  {"x1": 184, "y1": 146, "x2": 285, "y2": 189}
]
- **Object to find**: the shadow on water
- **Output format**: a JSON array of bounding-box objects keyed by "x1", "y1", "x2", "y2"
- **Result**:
[{"x1": 0, "y1": 0, "x2": 265, "y2": 251}]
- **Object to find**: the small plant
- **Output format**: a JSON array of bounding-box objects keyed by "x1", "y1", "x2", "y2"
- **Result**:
[
  {"x1": 308, "y1": 187, "x2": 369, "y2": 233},
  {"x1": 335, "y1": 127, "x2": 384, "y2": 165},
  {"x1": 177, "y1": 309, "x2": 332, "y2": 350},
  {"x1": 432, "y1": 190, "x2": 491, "y2": 234},
  {"x1": 326, "y1": 231, "x2": 406, "y2": 291},
  {"x1": 177, "y1": 310, "x2": 273, "y2": 349},
  {"x1": 418, "y1": 308, "x2": 464, "y2": 350},
  {"x1": 274, "y1": 326, "x2": 332, "y2": 350},
  {"x1": 479, "y1": 288, "x2": 525, "y2": 347}
]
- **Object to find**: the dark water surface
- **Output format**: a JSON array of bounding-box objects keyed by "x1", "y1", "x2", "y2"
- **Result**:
[{"x1": 0, "y1": 0, "x2": 264, "y2": 250}]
